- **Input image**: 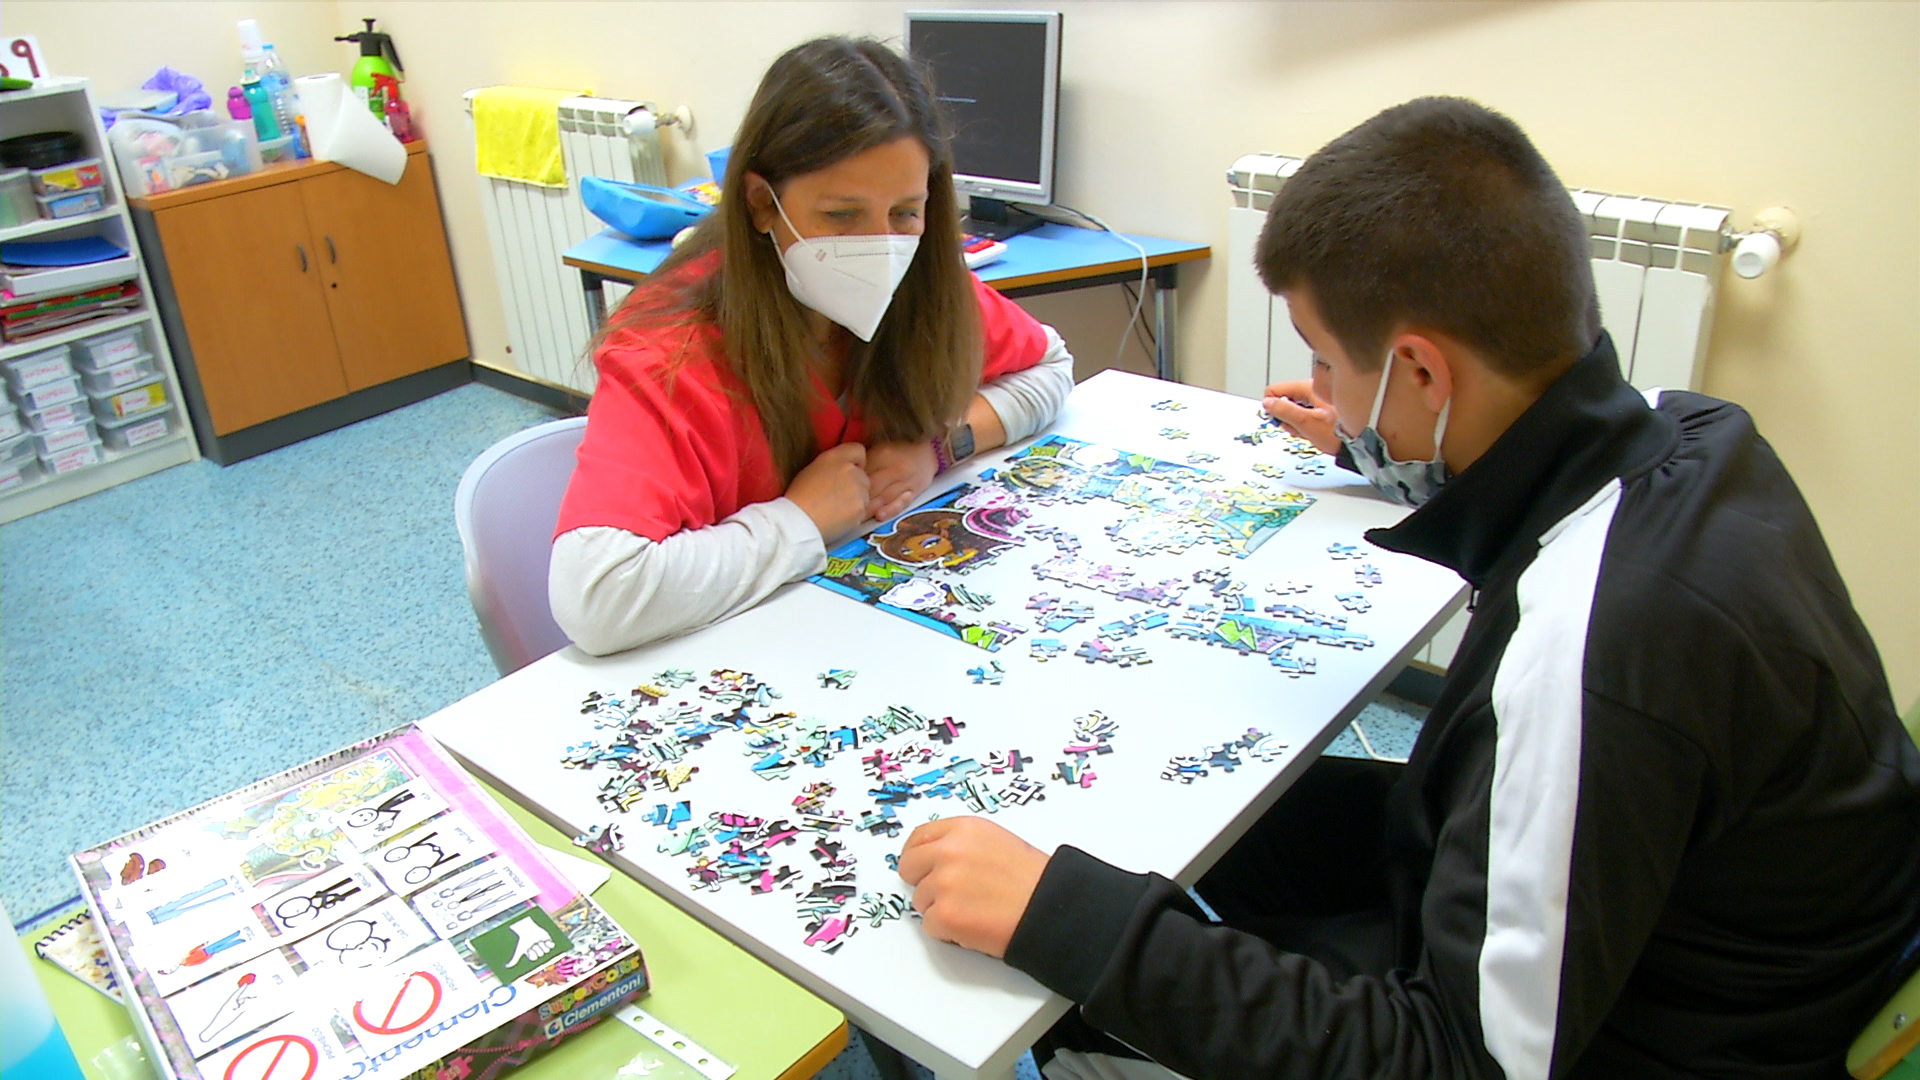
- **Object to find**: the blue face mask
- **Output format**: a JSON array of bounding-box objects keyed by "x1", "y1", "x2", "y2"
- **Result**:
[{"x1": 1336, "y1": 351, "x2": 1452, "y2": 508}]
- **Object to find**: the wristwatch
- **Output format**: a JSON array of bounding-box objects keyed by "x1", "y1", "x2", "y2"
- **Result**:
[{"x1": 941, "y1": 423, "x2": 975, "y2": 469}]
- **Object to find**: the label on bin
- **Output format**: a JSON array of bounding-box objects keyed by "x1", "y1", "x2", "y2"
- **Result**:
[
  {"x1": 26, "y1": 380, "x2": 79, "y2": 408},
  {"x1": 14, "y1": 355, "x2": 72, "y2": 388},
  {"x1": 103, "y1": 358, "x2": 149, "y2": 388},
  {"x1": 110, "y1": 382, "x2": 164, "y2": 418},
  {"x1": 0, "y1": 465, "x2": 25, "y2": 492},
  {"x1": 124, "y1": 415, "x2": 169, "y2": 447},
  {"x1": 93, "y1": 334, "x2": 141, "y2": 365},
  {"x1": 0, "y1": 412, "x2": 20, "y2": 440},
  {"x1": 41, "y1": 423, "x2": 92, "y2": 453},
  {"x1": 33, "y1": 400, "x2": 83, "y2": 427},
  {"x1": 46, "y1": 443, "x2": 99, "y2": 474}
]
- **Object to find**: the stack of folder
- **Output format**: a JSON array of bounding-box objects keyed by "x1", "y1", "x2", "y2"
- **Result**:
[{"x1": 0, "y1": 236, "x2": 143, "y2": 342}]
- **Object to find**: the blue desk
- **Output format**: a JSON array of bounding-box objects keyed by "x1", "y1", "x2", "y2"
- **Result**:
[{"x1": 561, "y1": 224, "x2": 1210, "y2": 380}]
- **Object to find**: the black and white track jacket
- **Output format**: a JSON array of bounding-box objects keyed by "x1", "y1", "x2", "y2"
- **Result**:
[{"x1": 1004, "y1": 333, "x2": 1920, "y2": 1079}]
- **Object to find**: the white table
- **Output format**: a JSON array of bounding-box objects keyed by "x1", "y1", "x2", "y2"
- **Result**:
[{"x1": 420, "y1": 371, "x2": 1467, "y2": 1080}]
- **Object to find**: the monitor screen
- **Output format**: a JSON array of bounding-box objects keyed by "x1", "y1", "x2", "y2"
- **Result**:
[{"x1": 905, "y1": 10, "x2": 1061, "y2": 207}]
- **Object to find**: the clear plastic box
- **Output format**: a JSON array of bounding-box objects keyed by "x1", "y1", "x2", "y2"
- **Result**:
[
  {"x1": 3, "y1": 345, "x2": 74, "y2": 393},
  {"x1": 72, "y1": 327, "x2": 143, "y2": 369},
  {"x1": 29, "y1": 157, "x2": 104, "y2": 195},
  {"x1": 79, "y1": 354, "x2": 155, "y2": 394},
  {"x1": 97, "y1": 405, "x2": 175, "y2": 451},
  {"x1": 41, "y1": 439, "x2": 102, "y2": 475},
  {"x1": 22, "y1": 396, "x2": 91, "y2": 432},
  {"x1": 31, "y1": 415, "x2": 98, "y2": 456},
  {"x1": 0, "y1": 168, "x2": 34, "y2": 228},
  {"x1": 34, "y1": 188, "x2": 105, "y2": 219},
  {"x1": 90, "y1": 376, "x2": 167, "y2": 420},
  {"x1": 109, "y1": 113, "x2": 261, "y2": 198},
  {"x1": 17, "y1": 374, "x2": 84, "y2": 411}
]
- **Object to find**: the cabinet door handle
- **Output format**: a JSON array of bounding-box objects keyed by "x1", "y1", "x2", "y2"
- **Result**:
[
  {"x1": 326, "y1": 236, "x2": 337, "y2": 264},
  {"x1": 296, "y1": 244, "x2": 308, "y2": 272}
]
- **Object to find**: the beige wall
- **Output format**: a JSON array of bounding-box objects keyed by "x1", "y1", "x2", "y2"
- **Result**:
[{"x1": 11, "y1": 1, "x2": 1918, "y2": 704}]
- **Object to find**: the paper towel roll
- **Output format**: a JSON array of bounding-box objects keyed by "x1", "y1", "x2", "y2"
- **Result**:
[{"x1": 294, "y1": 72, "x2": 406, "y2": 185}]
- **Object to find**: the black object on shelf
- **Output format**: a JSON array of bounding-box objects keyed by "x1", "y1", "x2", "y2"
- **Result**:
[{"x1": 0, "y1": 130, "x2": 84, "y2": 169}]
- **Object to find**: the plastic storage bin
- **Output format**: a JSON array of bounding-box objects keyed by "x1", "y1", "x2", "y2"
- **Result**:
[
  {"x1": 72, "y1": 327, "x2": 143, "y2": 369},
  {"x1": 108, "y1": 113, "x2": 260, "y2": 198},
  {"x1": 79, "y1": 353, "x2": 155, "y2": 394},
  {"x1": 0, "y1": 168, "x2": 33, "y2": 227},
  {"x1": 0, "y1": 430, "x2": 35, "y2": 468},
  {"x1": 34, "y1": 188, "x2": 105, "y2": 219},
  {"x1": 17, "y1": 374, "x2": 84, "y2": 411},
  {"x1": 3, "y1": 345, "x2": 74, "y2": 393},
  {"x1": 28, "y1": 157, "x2": 103, "y2": 195},
  {"x1": 0, "y1": 455, "x2": 42, "y2": 491},
  {"x1": 91, "y1": 376, "x2": 167, "y2": 420},
  {"x1": 41, "y1": 440, "x2": 102, "y2": 476},
  {"x1": 0, "y1": 404, "x2": 21, "y2": 441},
  {"x1": 31, "y1": 415, "x2": 98, "y2": 456},
  {"x1": 97, "y1": 405, "x2": 175, "y2": 451},
  {"x1": 23, "y1": 396, "x2": 92, "y2": 432}
]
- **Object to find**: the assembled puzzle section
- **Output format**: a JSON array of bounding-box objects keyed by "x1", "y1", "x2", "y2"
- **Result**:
[
  {"x1": 810, "y1": 434, "x2": 1319, "y2": 656},
  {"x1": 69, "y1": 726, "x2": 648, "y2": 1080}
]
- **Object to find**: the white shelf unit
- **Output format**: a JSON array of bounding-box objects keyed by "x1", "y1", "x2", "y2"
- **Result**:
[{"x1": 1, "y1": 76, "x2": 198, "y2": 524}]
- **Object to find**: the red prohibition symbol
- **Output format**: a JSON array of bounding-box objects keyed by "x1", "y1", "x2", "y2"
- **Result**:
[
  {"x1": 222, "y1": 1034, "x2": 318, "y2": 1080},
  {"x1": 353, "y1": 969, "x2": 444, "y2": 1035}
]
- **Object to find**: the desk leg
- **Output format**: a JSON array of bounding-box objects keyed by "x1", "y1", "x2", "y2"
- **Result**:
[
  {"x1": 579, "y1": 267, "x2": 608, "y2": 330},
  {"x1": 1151, "y1": 265, "x2": 1179, "y2": 382}
]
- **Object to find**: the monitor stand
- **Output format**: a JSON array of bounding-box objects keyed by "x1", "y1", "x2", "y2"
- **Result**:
[{"x1": 962, "y1": 197, "x2": 1046, "y2": 241}]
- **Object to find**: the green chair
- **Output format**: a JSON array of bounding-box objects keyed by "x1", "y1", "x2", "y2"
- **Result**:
[{"x1": 1846, "y1": 696, "x2": 1920, "y2": 1079}]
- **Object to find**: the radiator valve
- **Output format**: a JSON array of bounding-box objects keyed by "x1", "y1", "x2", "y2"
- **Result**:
[{"x1": 1730, "y1": 206, "x2": 1800, "y2": 279}]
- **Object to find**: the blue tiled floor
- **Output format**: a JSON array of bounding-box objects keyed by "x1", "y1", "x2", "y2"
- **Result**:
[{"x1": 0, "y1": 381, "x2": 1421, "y2": 1080}]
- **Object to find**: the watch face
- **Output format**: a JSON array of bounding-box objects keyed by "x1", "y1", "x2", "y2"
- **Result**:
[{"x1": 951, "y1": 424, "x2": 975, "y2": 461}]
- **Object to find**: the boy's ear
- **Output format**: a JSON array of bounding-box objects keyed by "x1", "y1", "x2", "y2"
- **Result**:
[{"x1": 1393, "y1": 331, "x2": 1454, "y2": 414}]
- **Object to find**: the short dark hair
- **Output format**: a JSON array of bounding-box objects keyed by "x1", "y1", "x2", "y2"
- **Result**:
[{"x1": 1255, "y1": 96, "x2": 1599, "y2": 380}]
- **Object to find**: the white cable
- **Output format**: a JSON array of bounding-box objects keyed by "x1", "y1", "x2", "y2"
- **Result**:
[
  {"x1": 1056, "y1": 204, "x2": 1151, "y2": 375},
  {"x1": 1349, "y1": 719, "x2": 1410, "y2": 765}
]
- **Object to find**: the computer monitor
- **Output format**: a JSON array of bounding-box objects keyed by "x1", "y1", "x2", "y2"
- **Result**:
[{"x1": 905, "y1": 9, "x2": 1062, "y2": 240}]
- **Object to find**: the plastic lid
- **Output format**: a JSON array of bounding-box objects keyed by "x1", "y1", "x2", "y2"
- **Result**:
[{"x1": 238, "y1": 18, "x2": 265, "y2": 56}]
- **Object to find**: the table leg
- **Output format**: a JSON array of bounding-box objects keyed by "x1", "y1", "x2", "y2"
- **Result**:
[
  {"x1": 580, "y1": 267, "x2": 608, "y2": 329},
  {"x1": 860, "y1": 1028, "x2": 924, "y2": 1080},
  {"x1": 1150, "y1": 265, "x2": 1179, "y2": 382}
]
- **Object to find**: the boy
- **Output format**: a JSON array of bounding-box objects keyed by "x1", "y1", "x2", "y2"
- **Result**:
[{"x1": 899, "y1": 97, "x2": 1920, "y2": 1079}]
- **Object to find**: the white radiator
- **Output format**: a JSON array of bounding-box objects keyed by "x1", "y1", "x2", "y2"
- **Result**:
[
  {"x1": 1223, "y1": 153, "x2": 1731, "y2": 399},
  {"x1": 1223, "y1": 154, "x2": 1732, "y2": 673},
  {"x1": 465, "y1": 91, "x2": 666, "y2": 393}
]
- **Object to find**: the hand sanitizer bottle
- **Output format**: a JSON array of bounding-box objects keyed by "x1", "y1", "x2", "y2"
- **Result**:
[{"x1": 0, "y1": 900, "x2": 86, "y2": 1080}]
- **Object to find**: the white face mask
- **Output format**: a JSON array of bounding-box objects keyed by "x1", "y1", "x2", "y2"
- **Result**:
[
  {"x1": 768, "y1": 189, "x2": 919, "y2": 342},
  {"x1": 1335, "y1": 350, "x2": 1452, "y2": 508}
]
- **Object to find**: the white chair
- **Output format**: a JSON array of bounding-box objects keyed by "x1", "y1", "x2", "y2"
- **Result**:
[{"x1": 454, "y1": 417, "x2": 587, "y2": 676}]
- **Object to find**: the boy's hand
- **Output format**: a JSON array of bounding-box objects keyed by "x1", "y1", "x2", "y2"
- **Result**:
[
  {"x1": 896, "y1": 817, "x2": 1049, "y2": 959},
  {"x1": 1262, "y1": 379, "x2": 1342, "y2": 456},
  {"x1": 865, "y1": 440, "x2": 938, "y2": 521}
]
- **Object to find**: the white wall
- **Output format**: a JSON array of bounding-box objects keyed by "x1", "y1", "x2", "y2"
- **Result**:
[{"x1": 10, "y1": 1, "x2": 1918, "y2": 706}]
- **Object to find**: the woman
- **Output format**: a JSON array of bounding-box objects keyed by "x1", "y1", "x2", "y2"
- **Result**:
[{"x1": 550, "y1": 36, "x2": 1075, "y2": 654}]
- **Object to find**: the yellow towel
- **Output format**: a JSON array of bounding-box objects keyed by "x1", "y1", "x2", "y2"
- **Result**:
[{"x1": 471, "y1": 86, "x2": 585, "y2": 187}]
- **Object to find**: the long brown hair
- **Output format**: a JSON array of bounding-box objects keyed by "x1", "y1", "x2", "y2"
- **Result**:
[{"x1": 596, "y1": 36, "x2": 980, "y2": 483}]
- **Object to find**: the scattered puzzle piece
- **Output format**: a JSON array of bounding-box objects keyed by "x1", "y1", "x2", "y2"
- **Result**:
[
  {"x1": 967, "y1": 660, "x2": 1006, "y2": 686},
  {"x1": 817, "y1": 668, "x2": 857, "y2": 690},
  {"x1": 1354, "y1": 563, "x2": 1383, "y2": 588},
  {"x1": 572, "y1": 823, "x2": 625, "y2": 855},
  {"x1": 1334, "y1": 592, "x2": 1372, "y2": 613},
  {"x1": 1159, "y1": 427, "x2": 1191, "y2": 440},
  {"x1": 1149, "y1": 399, "x2": 1188, "y2": 411}
]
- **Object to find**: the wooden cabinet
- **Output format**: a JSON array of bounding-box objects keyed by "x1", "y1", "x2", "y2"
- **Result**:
[{"x1": 133, "y1": 142, "x2": 470, "y2": 464}]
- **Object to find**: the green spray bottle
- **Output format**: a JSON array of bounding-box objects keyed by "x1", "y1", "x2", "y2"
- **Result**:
[{"x1": 334, "y1": 18, "x2": 403, "y2": 118}]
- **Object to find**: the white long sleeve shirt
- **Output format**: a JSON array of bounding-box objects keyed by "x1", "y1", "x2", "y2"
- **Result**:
[{"x1": 550, "y1": 326, "x2": 1074, "y2": 656}]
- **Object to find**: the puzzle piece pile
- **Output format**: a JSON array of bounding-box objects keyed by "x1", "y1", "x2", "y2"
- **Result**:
[{"x1": 1161, "y1": 726, "x2": 1289, "y2": 783}]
